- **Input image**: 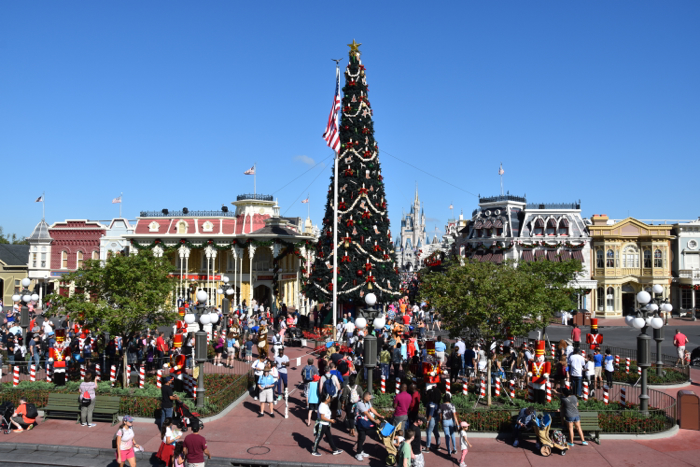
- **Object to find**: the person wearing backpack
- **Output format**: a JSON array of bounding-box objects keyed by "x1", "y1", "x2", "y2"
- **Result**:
[
  {"x1": 79, "y1": 371, "x2": 97, "y2": 427},
  {"x1": 318, "y1": 365, "x2": 340, "y2": 415},
  {"x1": 10, "y1": 397, "x2": 36, "y2": 432},
  {"x1": 301, "y1": 358, "x2": 319, "y2": 400},
  {"x1": 340, "y1": 374, "x2": 360, "y2": 437}
]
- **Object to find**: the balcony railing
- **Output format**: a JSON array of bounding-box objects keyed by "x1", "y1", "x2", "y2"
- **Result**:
[
  {"x1": 236, "y1": 194, "x2": 273, "y2": 201},
  {"x1": 139, "y1": 210, "x2": 236, "y2": 217},
  {"x1": 479, "y1": 194, "x2": 526, "y2": 203},
  {"x1": 526, "y1": 201, "x2": 581, "y2": 210},
  {"x1": 680, "y1": 269, "x2": 700, "y2": 279}
]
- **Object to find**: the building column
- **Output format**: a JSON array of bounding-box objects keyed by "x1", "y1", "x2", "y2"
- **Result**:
[
  {"x1": 248, "y1": 244, "x2": 257, "y2": 309},
  {"x1": 232, "y1": 246, "x2": 240, "y2": 308},
  {"x1": 205, "y1": 246, "x2": 217, "y2": 306}
]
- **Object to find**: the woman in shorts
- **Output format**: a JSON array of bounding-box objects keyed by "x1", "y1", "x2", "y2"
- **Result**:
[
  {"x1": 560, "y1": 387, "x2": 588, "y2": 446},
  {"x1": 116, "y1": 415, "x2": 143, "y2": 467}
]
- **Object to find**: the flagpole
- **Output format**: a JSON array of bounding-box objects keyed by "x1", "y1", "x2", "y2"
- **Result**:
[
  {"x1": 500, "y1": 162, "x2": 504, "y2": 196},
  {"x1": 307, "y1": 194, "x2": 310, "y2": 220},
  {"x1": 254, "y1": 163, "x2": 257, "y2": 196},
  {"x1": 332, "y1": 64, "x2": 340, "y2": 341},
  {"x1": 120, "y1": 193, "x2": 123, "y2": 218},
  {"x1": 42, "y1": 192, "x2": 45, "y2": 221}
]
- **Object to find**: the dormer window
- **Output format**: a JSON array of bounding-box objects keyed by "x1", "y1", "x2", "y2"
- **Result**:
[
  {"x1": 546, "y1": 219, "x2": 557, "y2": 236},
  {"x1": 148, "y1": 221, "x2": 160, "y2": 232},
  {"x1": 534, "y1": 219, "x2": 544, "y2": 236},
  {"x1": 177, "y1": 221, "x2": 188, "y2": 234},
  {"x1": 202, "y1": 221, "x2": 214, "y2": 232},
  {"x1": 558, "y1": 218, "x2": 569, "y2": 236}
]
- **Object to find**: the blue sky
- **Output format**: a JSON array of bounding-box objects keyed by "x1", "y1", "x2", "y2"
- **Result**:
[{"x1": 1, "y1": 2, "x2": 699, "y2": 240}]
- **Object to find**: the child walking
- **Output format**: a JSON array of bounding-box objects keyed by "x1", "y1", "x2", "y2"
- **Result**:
[{"x1": 458, "y1": 421, "x2": 472, "y2": 467}]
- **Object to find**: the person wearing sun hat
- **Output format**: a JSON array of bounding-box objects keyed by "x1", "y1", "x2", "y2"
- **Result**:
[
  {"x1": 115, "y1": 415, "x2": 142, "y2": 467},
  {"x1": 458, "y1": 421, "x2": 472, "y2": 467},
  {"x1": 257, "y1": 364, "x2": 276, "y2": 417}
]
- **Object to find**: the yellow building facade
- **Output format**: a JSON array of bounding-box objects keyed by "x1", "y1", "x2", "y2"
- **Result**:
[{"x1": 589, "y1": 215, "x2": 673, "y2": 317}]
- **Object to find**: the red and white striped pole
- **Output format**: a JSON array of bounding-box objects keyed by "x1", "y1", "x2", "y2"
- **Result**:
[
  {"x1": 446, "y1": 378, "x2": 451, "y2": 395},
  {"x1": 480, "y1": 376, "x2": 486, "y2": 397},
  {"x1": 193, "y1": 382, "x2": 197, "y2": 400},
  {"x1": 625, "y1": 358, "x2": 630, "y2": 374},
  {"x1": 463, "y1": 381, "x2": 468, "y2": 396},
  {"x1": 126, "y1": 365, "x2": 131, "y2": 387},
  {"x1": 95, "y1": 364, "x2": 101, "y2": 383},
  {"x1": 30, "y1": 365, "x2": 36, "y2": 382},
  {"x1": 546, "y1": 381, "x2": 552, "y2": 404},
  {"x1": 395, "y1": 377, "x2": 400, "y2": 395},
  {"x1": 156, "y1": 369, "x2": 162, "y2": 389},
  {"x1": 583, "y1": 381, "x2": 589, "y2": 401},
  {"x1": 46, "y1": 364, "x2": 52, "y2": 383},
  {"x1": 527, "y1": 382, "x2": 534, "y2": 402},
  {"x1": 80, "y1": 364, "x2": 86, "y2": 381},
  {"x1": 509, "y1": 380, "x2": 515, "y2": 399},
  {"x1": 615, "y1": 355, "x2": 620, "y2": 369},
  {"x1": 603, "y1": 385, "x2": 609, "y2": 405},
  {"x1": 13, "y1": 366, "x2": 19, "y2": 387},
  {"x1": 110, "y1": 365, "x2": 116, "y2": 387},
  {"x1": 550, "y1": 344, "x2": 555, "y2": 359},
  {"x1": 499, "y1": 343, "x2": 504, "y2": 354},
  {"x1": 139, "y1": 366, "x2": 145, "y2": 389},
  {"x1": 494, "y1": 377, "x2": 501, "y2": 397},
  {"x1": 381, "y1": 375, "x2": 386, "y2": 394},
  {"x1": 621, "y1": 387, "x2": 627, "y2": 407},
  {"x1": 638, "y1": 365, "x2": 642, "y2": 376},
  {"x1": 565, "y1": 379, "x2": 571, "y2": 391}
]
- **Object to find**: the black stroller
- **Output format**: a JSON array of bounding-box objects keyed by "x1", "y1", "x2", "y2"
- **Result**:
[
  {"x1": 0, "y1": 401, "x2": 14, "y2": 434},
  {"x1": 173, "y1": 400, "x2": 204, "y2": 432}
]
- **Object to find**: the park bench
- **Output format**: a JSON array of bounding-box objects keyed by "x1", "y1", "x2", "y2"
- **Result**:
[
  {"x1": 43, "y1": 393, "x2": 121, "y2": 426},
  {"x1": 510, "y1": 410, "x2": 601, "y2": 444}
]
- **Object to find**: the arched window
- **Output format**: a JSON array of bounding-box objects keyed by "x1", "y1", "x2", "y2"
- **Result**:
[
  {"x1": 606, "y1": 287, "x2": 615, "y2": 311},
  {"x1": 606, "y1": 249, "x2": 615, "y2": 268},
  {"x1": 177, "y1": 221, "x2": 187, "y2": 234},
  {"x1": 76, "y1": 251, "x2": 84, "y2": 269},
  {"x1": 92, "y1": 251, "x2": 99, "y2": 260},
  {"x1": 61, "y1": 251, "x2": 68, "y2": 269},
  {"x1": 623, "y1": 246, "x2": 639, "y2": 268},
  {"x1": 534, "y1": 219, "x2": 544, "y2": 236},
  {"x1": 643, "y1": 250, "x2": 652, "y2": 268},
  {"x1": 596, "y1": 250, "x2": 604, "y2": 268},
  {"x1": 654, "y1": 249, "x2": 663, "y2": 268},
  {"x1": 597, "y1": 287, "x2": 604, "y2": 310},
  {"x1": 558, "y1": 218, "x2": 569, "y2": 236},
  {"x1": 546, "y1": 219, "x2": 557, "y2": 236}
]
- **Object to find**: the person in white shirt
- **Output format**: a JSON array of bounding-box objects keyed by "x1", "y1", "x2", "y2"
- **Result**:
[
  {"x1": 455, "y1": 338, "x2": 466, "y2": 374},
  {"x1": 567, "y1": 352, "x2": 586, "y2": 397},
  {"x1": 311, "y1": 392, "x2": 343, "y2": 456},
  {"x1": 585, "y1": 354, "x2": 595, "y2": 385}
]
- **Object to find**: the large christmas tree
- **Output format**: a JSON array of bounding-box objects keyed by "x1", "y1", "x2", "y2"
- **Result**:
[{"x1": 307, "y1": 41, "x2": 400, "y2": 304}]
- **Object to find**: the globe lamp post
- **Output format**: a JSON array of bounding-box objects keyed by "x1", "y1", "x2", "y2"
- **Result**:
[
  {"x1": 184, "y1": 290, "x2": 220, "y2": 408},
  {"x1": 355, "y1": 293, "x2": 384, "y2": 394}
]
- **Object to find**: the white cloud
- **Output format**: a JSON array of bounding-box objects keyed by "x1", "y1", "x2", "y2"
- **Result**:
[{"x1": 293, "y1": 155, "x2": 317, "y2": 167}]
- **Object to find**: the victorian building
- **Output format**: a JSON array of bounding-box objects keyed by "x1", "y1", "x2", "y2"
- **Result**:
[
  {"x1": 458, "y1": 194, "x2": 597, "y2": 311},
  {"x1": 396, "y1": 188, "x2": 427, "y2": 270},
  {"x1": 0, "y1": 244, "x2": 30, "y2": 306},
  {"x1": 589, "y1": 215, "x2": 673, "y2": 317},
  {"x1": 125, "y1": 193, "x2": 317, "y2": 313},
  {"x1": 672, "y1": 218, "x2": 700, "y2": 314}
]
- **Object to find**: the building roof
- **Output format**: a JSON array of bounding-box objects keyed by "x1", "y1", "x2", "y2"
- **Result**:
[
  {"x1": 0, "y1": 244, "x2": 30, "y2": 266},
  {"x1": 28, "y1": 220, "x2": 52, "y2": 241}
]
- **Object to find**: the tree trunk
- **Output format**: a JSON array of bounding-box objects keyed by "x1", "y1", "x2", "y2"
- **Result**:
[
  {"x1": 487, "y1": 360, "x2": 492, "y2": 406},
  {"x1": 122, "y1": 351, "x2": 129, "y2": 389}
]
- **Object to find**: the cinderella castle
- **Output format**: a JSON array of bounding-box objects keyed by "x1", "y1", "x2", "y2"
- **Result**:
[{"x1": 396, "y1": 187, "x2": 440, "y2": 270}]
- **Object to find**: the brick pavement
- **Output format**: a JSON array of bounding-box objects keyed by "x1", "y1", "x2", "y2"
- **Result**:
[{"x1": 3, "y1": 343, "x2": 700, "y2": 467}]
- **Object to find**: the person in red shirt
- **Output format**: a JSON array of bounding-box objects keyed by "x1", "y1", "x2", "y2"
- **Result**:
[
  {"x1": 156, "y1": 332, "x2": 168, "y2": 369},
  {"x1": 674, "y1": 330, "x2": 689, "y2": 366},
  {"x1": 393, "y1": 383, "x2": 412, "y2": 433},
  {"x1": 571, "y1": 324, "x2": 581, "y2": 350},
  {"x1": 407, "y1": 383, "x2": 421, "y2": 424},
  {"x1": 402, "y1": 313, "x2": 411, "y2": 326},
  {"x1": 183, "y1": 423, "x2": 211, "y2": 465}
]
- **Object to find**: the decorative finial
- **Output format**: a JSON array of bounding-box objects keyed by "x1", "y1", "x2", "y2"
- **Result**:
[{"x1": 348, "y1": 39, "x2": 362, "y2": 55}]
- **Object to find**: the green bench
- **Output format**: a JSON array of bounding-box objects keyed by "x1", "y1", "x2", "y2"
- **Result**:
[
  {"x1": 510, "y1": 410, "x2": 601, "y2": 444},
  {"x1": 43, "y1": 393, "x2": 121, "y2": 426}
]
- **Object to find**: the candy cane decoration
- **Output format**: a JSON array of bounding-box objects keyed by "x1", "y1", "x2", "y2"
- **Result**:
[
  {"x1": 509, "y1": 380, "x2": 515, "y2": 399},
  {"x1": 463, "y1": 381, "x2": 468, "y2": 396},
  {"x1": 480, "y1": 376, "x2": 486, "y2": 397},
  {"x1": 603, "y1": 384, "x2": 609, "y2": 405},
  {"x1": 80, "y1": 364, "x2": 86, "y2": 381},
  {"x1": 156, "y1": 369, "x2": 162, "y2": 389},
  {"x1": 583, "y1": 381, "x2": 589, "y2": 401},
  {"x1": 638, "y1": 365, "x2": 642, "y2": 376},
  {"x1": 139, "y1": 366, "x2": 145, "y2": 389},
  {"x1": 110, "y1": 365, "x2": 116, "y2": 387},
  {"x1": 95, "y1": 364, "x2": 101, "y2": 383},
  {"x1": 13, "y1": 366, "x2": 19, "y2": 387},
  {"x1": 615, "y1": 355, "x2": 620, "y2": 369},
  {"x1": 193, "y1": 383, "x2": 197, "y2": 401},
  {"x1": 126, "y1": 365, "x2": 131, "y2": 387},
  {"x1": 46, "y1": 364, "x2": 52, "y2": 383},
  {"x1": 546, "y1": 381, "x2": 552, "y2": 404},
  {"x1": 396, "y1": 377, "x2": 401, "y2": 395},
  {"x1": 30, "y1": 364, "x2": 36, "y2": 382},
  {"x1": 550, "y1": 344, "x2": 555, "y2": 359},
  {"x1": 626, "y1": 358, "x2": 630, "y2": 374},
  {"x1": 381, "y1": 375, "x2": 386, "y2": 394},
  {"x1": 494, "y1": 377, "x2": 501, "y2": 397},
  {"x1": 446, "y1": 379, "x2": 451, "y2": 395},
  {"x1": 620, "y1": 387, "x2": 626, "y2": 407}
]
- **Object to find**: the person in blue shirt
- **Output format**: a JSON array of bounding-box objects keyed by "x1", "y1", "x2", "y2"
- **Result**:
[
  {"x1": 593, "y1": 348, "x2": 604, "y2": 391},
  {"x1": 257, "y1": 366, "x2": 276, "y2": 417},
  {"x1": 434, "y1": 336, "x2": 447, "y2": 364},
  {"x1": 513, "y1": 407, "x2": 536, "y2": 448}
]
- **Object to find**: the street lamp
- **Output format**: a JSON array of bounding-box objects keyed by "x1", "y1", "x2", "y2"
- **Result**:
[
  {"x1": 218, "y1": 276, "x2": 234, "y2": 329},
  {"x1": 626, "y1": 284, "x2": 672, "y2": 413},
  {"x1": 355, "y1": 293, "x2": 384, "y2": 394},
  {"x1": 12, "y1": 278, "x2": 33, "y2": 341},
  {"x1": 184, "y1": 290, "x2": 220, "y2": 408}
]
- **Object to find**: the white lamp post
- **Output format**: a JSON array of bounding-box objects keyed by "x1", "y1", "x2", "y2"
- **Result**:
[{"x1": 355, "y1": 292, "x2": 381, "y2": 393}]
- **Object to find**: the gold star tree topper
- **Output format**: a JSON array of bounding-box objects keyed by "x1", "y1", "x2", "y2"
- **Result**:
[{"x1": 348, "y1": 39, "x2": 362, "y2": 56}]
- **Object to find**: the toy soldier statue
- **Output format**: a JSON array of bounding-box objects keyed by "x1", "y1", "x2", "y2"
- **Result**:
[
  {"x1": 586, "y1": 318, "x2": 603, "y2": 351},
  {"x1": 527, "y1": 341, "x2": 551, "y2": 405}
]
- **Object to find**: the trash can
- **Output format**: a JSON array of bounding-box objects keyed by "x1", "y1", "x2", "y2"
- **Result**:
[{"x1": 678, "y1": 390, "x2": 700, "y2": 430}]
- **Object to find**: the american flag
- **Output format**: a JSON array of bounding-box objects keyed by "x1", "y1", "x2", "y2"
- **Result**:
[
  {"x1": 322, "y1": 67, "x2": 341, "y2": 153},
  {"x1": 35, "y1": 195, "x2": 43, "y2": 203},
  {"x1": 244, "y1": 165, "x2": 255, "y2": 175},
  {"x1": 112, "y1": 195, "x2": 122, "y2": 204},
  {"x1": 499, "y1": 163, "x2": 505, "y2": 176},
  {"x1": 301, "y1": 196, "x2": 309, "y2": 204}
]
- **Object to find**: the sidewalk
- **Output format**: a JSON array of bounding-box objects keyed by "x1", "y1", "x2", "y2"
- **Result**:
[{"x1": 3, "y1": 343, "x2": 700, "y2": 467}]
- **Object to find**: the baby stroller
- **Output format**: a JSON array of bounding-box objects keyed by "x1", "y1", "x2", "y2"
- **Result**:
[
  {"x1": 173, "y1": 400, "x2": 204, "y2": 433},
  {"x1": 532, "y1": 413, "x2": 568, "y2": 457},
  {"x1": 0, "y1": 402, "x2": 14, "y2": 434},
  {"x1": 376, "y1": 421, "x2": 400, "y2": 466}
]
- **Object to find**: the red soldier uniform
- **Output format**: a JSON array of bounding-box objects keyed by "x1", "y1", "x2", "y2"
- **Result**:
[
  {"x1": 527, "y1": 341, "x2": 551, "y2": 405},
  {"x1": 422, "y1": 361, "x2": 441, "y2": 384},
  {"x1": 49, "y1": 329, "x2": 71, "y2": 386},
  {"x1": 586, "y1": 319, "x2": 604, "y2": 351}
]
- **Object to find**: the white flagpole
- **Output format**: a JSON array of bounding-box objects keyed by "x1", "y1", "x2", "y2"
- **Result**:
[
  {"x1": 332, "y1": 64, "x2": 340, "y2": 340},
  {"x1": 500, "y1": 162, "x2": 504, "y2": 196},
  {"x1": 120, "y1": 193, "x2": 123, "y2": 218},
  {"x1": 307, "y1": 194, "x2": 310, "y2": 220},
  {"x1": 254, "y1": 163, "x2": 257, "y2": 196},
  {"x1": 42, "y1": 192, "x2": 45, "y2": 220}
]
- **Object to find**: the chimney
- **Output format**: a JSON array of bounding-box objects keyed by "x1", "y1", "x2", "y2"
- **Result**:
[{"x1": 591, "y1": 214, "x2": 609, "y2": 226}]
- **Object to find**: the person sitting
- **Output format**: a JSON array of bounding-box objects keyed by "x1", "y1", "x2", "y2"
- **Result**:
[
  {"x1": 10, "y1": 397, "x2": 37, "y2": 432},
  {"x1": 512, "y1": 406, "x2": 536, "y2": 447}
]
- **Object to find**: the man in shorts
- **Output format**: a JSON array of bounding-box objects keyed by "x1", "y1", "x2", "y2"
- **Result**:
[
  {"x1": 257, "y1": 365, "x2": 276, "y2": 417},
  {"x1": 593, "y1": 348, "x2": 603, "y2": 390},
  {"x1": 10, "y1": 397, "x2": 36, "y2": 432},
  {"x1": 674, "y1": 329, "x2": 689, "y2": 366}
]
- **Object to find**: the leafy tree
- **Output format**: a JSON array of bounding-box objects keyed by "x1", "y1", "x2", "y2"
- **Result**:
[
  {"x1": 45, "y1": 249, "x2": 176, "y2": 386},
  {"x1": 0, "y1": 227, "x2": 29, "y2": 244}
]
